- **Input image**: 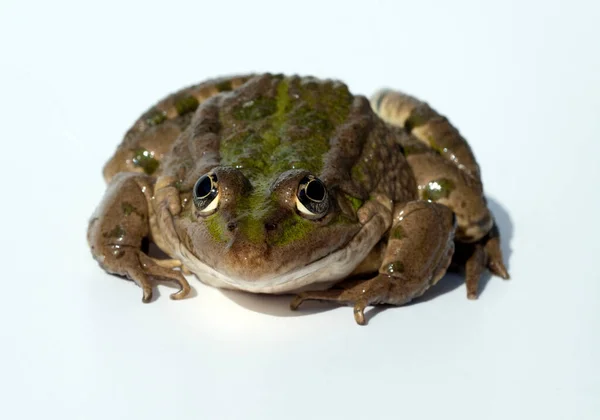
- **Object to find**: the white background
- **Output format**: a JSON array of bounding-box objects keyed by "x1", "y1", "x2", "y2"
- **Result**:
[{"x1": 1, "y1": 0, "x2": 598, "y2": 419}]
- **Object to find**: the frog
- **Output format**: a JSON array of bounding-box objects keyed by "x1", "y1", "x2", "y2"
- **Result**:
[{"x1": 88, "y1": 73, "x2": 509, "y2": 325}]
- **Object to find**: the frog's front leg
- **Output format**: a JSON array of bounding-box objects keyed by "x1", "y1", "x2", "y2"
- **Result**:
[
  {"x1": 291, "y1": 200, "x2": 455, "y2": 325},
  {"x1": 88, "y1": 172, "x2": 191, "y2": 302}
]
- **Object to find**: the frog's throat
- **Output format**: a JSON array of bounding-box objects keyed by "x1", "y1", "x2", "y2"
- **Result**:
[{"x1": 158, "y1": 207, "x2": 391, "y2": 295}]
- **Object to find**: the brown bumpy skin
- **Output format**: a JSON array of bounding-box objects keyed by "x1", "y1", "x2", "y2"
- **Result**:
[
  {"x1": 291, "y1": 89, "x2": 510, "y2": 324},
  {"x1": 90, "y1": 76, "x2": 252, "y2": 302},
  {"x1": 103, "y1": 75, "x2": 253, "y2": 183},
  {"x1": 371, "y1": 89, "x2": 509, "y2": 290}
]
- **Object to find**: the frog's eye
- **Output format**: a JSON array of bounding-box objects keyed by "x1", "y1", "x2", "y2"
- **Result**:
[
  {"x1": 296, "y1": 176, "x2": 329, "y2": 219},
  {"x1": 193, "y1": 173, "x2": 219, "y2": 215}
]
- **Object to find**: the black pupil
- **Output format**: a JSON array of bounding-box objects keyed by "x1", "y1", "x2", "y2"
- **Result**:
[
  {"x1": 195, "y1": 175, "x2": 213, "y2": 198},
  {"x1": 306, "y1": 180, "x2": 325, "y2": 202}
]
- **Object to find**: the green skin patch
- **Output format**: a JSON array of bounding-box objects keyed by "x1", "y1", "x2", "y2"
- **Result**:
[
  {"x1": 391, "y1": 224, "x2": 405, "y2": 240},
  {"x1": 404, "y1": 111, "x2": 429, "y2": 132},
  {"x1": 104, "y1": 225, "x2": 126, "y2": 239},
  {"x1": 121, "y1": 202, "x2": 143, "y2": 218},
  {"x1": 421, "y1": 178, "x2": 455, "y2": 201},
  {"x1": 386, "y1": 261, "x2": 404, "y2": 275},
  {"x1": 232, "y1": 97, "x2": 277, "y2": 121},
  {"x1": 271, "y1": 214, "x2": 316, "y2": 246},
  {"x1": 216, "y1": 80, "x2": 233, "y2": 92},
  {"x1": 214, "y1": 76, "x2": 354, "y2": 244},
  {"x1": 121, "y1": 202, "x2": 135, "y2": 216},
  {"x1": 426, "y1": 135, "x2": 445, "y2": 155},
  {"x1": 204, "y1": 215, "x2": 228, "y2": 243},
  {"x1": 145, "y1": 110, "x2": 167, "y2": 126},
  {"x1": 345, "y1": 194, "x2": 363, "y2": 212},
  {"x1": 175, "y1": 96, "x2": 200, "y2": 116},
  {"x1": 132, "y1": 148, "x2": 160, "y2": 175},
  {"x1": 351, "y1": 165, "x2": 367, "y2": 183}
]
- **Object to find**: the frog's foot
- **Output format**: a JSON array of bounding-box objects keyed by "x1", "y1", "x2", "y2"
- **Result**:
[
  {"x1": 146, "y1": 257, "x2": 193, "y2": 275},
  {"x1": 292, "y1": 200, "x2": 456, "y2": 325},
  {"x1": 88, "y1": 173, "x2": 192, "y2": 302},
  {"x1": 291, "y1": 268, "x2": 449, "y2": 326},
  {"x1": 119, "y1": 249, "x2": 191, "y2": 302},
  {"x1": 290, "y1": 275, "x2": 396, "y2": 325},
  {"x1": 458, "y1": 224, "x2": 510, "y2": 299},
  {"x1": 485, "y1": 235, "x2": 510, "y2": 280},
  {"x1": 149, "y1": 257, "x2": 183, "y2": 269}
]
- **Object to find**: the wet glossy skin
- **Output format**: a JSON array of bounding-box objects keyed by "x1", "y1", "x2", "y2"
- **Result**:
[{"x1": 88, "y1": 74, "x2": 509, "y2": 325}]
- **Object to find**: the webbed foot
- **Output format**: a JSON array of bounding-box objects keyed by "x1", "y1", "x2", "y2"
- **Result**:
[
  {"x1": 455, "y1": 223, "x2": 510, "y2": 299},
  {"x1": 105, "y1": 248, "x2": 191, "y2": 302}
]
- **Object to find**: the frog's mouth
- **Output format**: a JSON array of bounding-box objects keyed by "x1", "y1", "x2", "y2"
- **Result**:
[{"x1": 173, "y1": 208, "x2": 390, "y2": 294}]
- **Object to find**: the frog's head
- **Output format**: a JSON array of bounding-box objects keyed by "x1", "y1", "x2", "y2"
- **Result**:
[
  {"x1": 173, "y1": 166, "x2": 370, "y2": 293},
  {"x1": 166, "y1": 74, "x2": 390, "y2": 293}
]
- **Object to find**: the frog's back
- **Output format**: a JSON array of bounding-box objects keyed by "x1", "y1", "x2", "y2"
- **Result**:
[
  {"x1": 215, "y1": 75, "x2": 354, "y2": 182},
  {"x1": 102, "y1": 75, "x2": 253, "y2": 183},
  {"x1": 102, "y1": 73, "x2": 417, "y2": 204}
]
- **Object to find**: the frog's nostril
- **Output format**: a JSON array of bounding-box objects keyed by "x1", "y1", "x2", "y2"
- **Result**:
[
  {"x1": 227, "y1": 222, "x2": 237, "y2": 232},
  {"x1": 265, "y1": 222, "x2": 277, "y2": 231}
]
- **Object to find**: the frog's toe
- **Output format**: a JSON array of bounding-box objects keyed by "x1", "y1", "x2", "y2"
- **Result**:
[
  {"x1": 125, "y1": 265, "x2": 154, "y2": 303},
  {"x1": 149, "y1": 257, "x2": 184, "y2": 269},
  {"x1": 289, "y1": 295, "x2": 304, "y2": 311},
  {"x1": 137, "y1": 253, "x2": 191, "y2": 300},
  {"x1": 289, "y1": 277, "x2": 392, "y2": 325},
  {"x1": 353, "y1": 302, "x2": 368, "y2": 325},
  {"x1": 462, "y1": 236, "x2": 510, "y2": 299},
  {"x1": 484, "y1": 236, "x2": 510, "y2": 279},
  {"x1": 289, "y1": 289, "x2": 344, "y2": 311},
  {"x1": 465, "y1": 245, "x2": 486, "y2": 299}
]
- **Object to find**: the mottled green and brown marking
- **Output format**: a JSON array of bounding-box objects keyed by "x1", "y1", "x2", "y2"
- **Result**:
[
  {"x1": 391, "y1": 224, "x2": 406, "y2": 240},
  {"x1": 104, "y1": 225, "x2": 126, "y2": 239},
  {"x1": 421, "y1": 178, "x2": 455, "y2": 201},
  {"x1": 270, "y1": 215, "x2": 308, "y2": 246},
  {"x1": 402, "y1": 145, "x2": 427, "y2": 156},
  {"x1": 345, "y1": 195, "x2": 363, "y2": 212},
  {"x1": 175, "y1": 96, "x2": 200, "y2": 116},
  {"x1": 216, "y1": 80, "x2": 233, "y2": 92},
  {"x1": 121, "y1": 202, "x2": 143, "y2": 218},
  {"x1": 145, "y1": 109, "x2": 167, "y2": 126},
  {"x1": 204, "y1": 215, "x2": 228, "y2": 243},
  {"x1": 386, "y1": 261, "x2": 404, "y2": 274},
  {"x1": 232, "y1": 97, "x2": 277, "y2": 121},
  {"x1": 220, "y1": 76, "x2": 353, "y2": 182},
  {"x1": 404, "y1": 107, "x2": 432, "y2": 131},
  {"x1": 132, "y1": 147, "x2": 159, "y2": 175},
  {"x1": 215, "y1": 75, "x2": 354, "y2": 243},
  {"x1": 122, "y1": 202, "x2": 135, "y2": 216}
]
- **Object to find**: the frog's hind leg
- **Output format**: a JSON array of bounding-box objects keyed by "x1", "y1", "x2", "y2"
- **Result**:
[
  {"x1": 370, "y1": 88, "x2": 481, "y2": 180},
  {"x1": 372, "y1": 89, "x2": 510, "y2": 297},
  {"x1": 406, "y1": 150, "x2": 509, "y2": 297},
  {"x1": 103, "y1": 75, "x2": 254, "y2": 183},
  {"x1": 291, "y1": 200, "x2": 456, "y2": 325}
]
